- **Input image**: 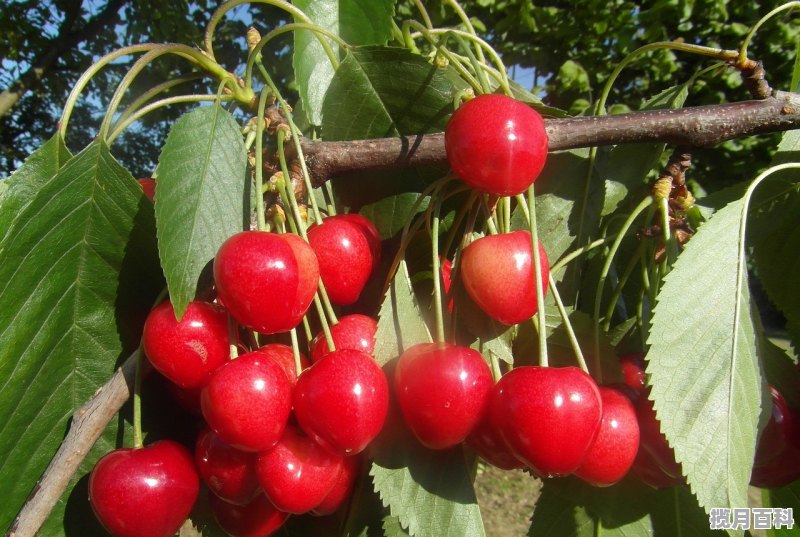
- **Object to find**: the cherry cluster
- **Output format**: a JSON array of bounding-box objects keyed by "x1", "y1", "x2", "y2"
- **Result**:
[{"x1": 89, "y1": 214, "x2": 388, "y2": 537}]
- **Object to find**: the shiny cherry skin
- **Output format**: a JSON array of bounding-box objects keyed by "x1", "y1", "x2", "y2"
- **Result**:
[
  {"x1": 310, "y1": 455, "x2": 360, "y2": 516},
  {"x1": 336, "y1": 213, "x2": 381, "y2": 265},
  {"x1": 137, "y1": 178, "x2": 156, "y2": 202},
  {"x1": 489, "y1": 366, "x2": 602, "y2": 477},
  {"x1": 201, "y1": 350, "x2": 292, "y2": 452},
  {"x1": 214, "y1": 231, "x2": 319, "y2": 334},
  {"x1": 575, "y1": 386, "x2": 640, "y2": 486},
  {"x1": 619, "y1": 352, "x2": 647, "y2": 395},
  {"x1": 255, "y1": 426, "x2": 344, "y2": 514},
  {"x1": 210, "y1": 492, "x2": 289, "y2": 537},
  {"x1": 307, "y1": 216, "x2": 374, "y2": 305},
  {"x1": 440, "y1": 258, "x2": 455, "y2": 313},
  {"x1": 394, "y1": 342, "x2": 493, "y2": 449},
  {"x1": 466, "y1": 412, "x2": 526, "y2": 470},
  {"x1": 88, "y1": 440, "x2": 199, "y2": 537},
  {"x1": 310, "y1": 314, "x2": 378, "y2": 362},
  {"x1": 142, "y1": 300, "x2": 230, "y2": 388},
  {"x1": 461, "y1": 231, "x2": 550, "y2": 325},
  {"x1": 195, "y1": 428, "x2": 260, "y2": 506},
  {"x1": 254, "y1": 343, "x2": 309, "y2": 386},
  {"x1": 294, "y1": 349, "x2": 389, "y2": 456},
  {"x1": 445, "y1": 94, "x2": 548, "y2": 196}
]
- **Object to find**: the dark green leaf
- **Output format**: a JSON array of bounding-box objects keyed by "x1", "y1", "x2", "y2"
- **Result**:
[
  {"x1": 155, "y1": 104, "x2": 247, "y2": 319},
  {"x1": 322, "y1": 46, "x2": 469, "y2": 140},
  {"x1": 647, "y1": 197, "x2": 764, "y2": 516},
  {"x1": 370, "y1": 431, "x2": 485, "y2": 537},
  {"x1": 0, "y1": 134, "x2": 72, "y2": 243},
  {"x1": 359, "y1": 193, "x2": 430, "y2": 240},
  {"x1": 0, "y1": 141, "x2": 162, "y2": 532},
  {"x1": 373, "y1": 259, "x2": 431, "y2": 366},
  {"x1": 294, "y1": 0, "x2": 395, "y2": 125},
  {"x1": 763, "y1": 481, "x2": 800, "y2": 537}
]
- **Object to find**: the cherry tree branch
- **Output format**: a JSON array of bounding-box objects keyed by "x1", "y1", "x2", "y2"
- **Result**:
[
  {"x1": 10, "y1": 89, "x2": 800, "y2": 537},
  {"x1": 8, "y1": 351, "x2": 140, "y2": 537},
  {"x1": 301, "y1": 91, "x2": 800, "y2": 185}
]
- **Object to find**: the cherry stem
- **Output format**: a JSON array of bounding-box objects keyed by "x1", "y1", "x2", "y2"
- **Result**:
[
  {"x1": 602, "y1": 240, "x2": 646, "y2": 332},
  {"x1": 227, "y1": 315, "x2": 240, "y2": 360},
  {"x1": 592, "y1": 196, "x2": 654, "y2": 378},
  {"x1": 489, "y1": 352, "x2": 502, "y2": 382},
  {"x1": 547, "y1": 273, "x2": 589, "y2": 373},
  {"x1": 255, "y1": 88, "x2": 271, "y2": 231},
  {"x1": 549, "y1": 237, "x2": 612, "y2": 274},
  {"x1": 131, "y1": 344, "x2": 144, "y2": 449},
  {"x1": 290, "y1": 328, "x2": 303, "y2": 377},
  {"x1": 441, "y1": 190, "x2": 476, "y2": 259},
  {"x1": 526, "y1": 185, "x2": 549, "y2": 368},
  {"x1": 739, "y1": 2, "x2": 800, "y2": 66},
  {"x1": 301, "y1": 316, "x2": 313, "y2": 343},
  {"x1": 431, "y1": 198, "x2": 446, "y2": 343},
  {"x1": 403, "y1": 21, "x2": 483, "y2": 93},
  {"x1": 481, "y1": 195, "x2": 499, "y2": 235}
]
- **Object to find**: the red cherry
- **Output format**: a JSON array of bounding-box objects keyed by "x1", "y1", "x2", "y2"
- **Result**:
[
  {"x1": 751, "y1": 387, "x2": 800, "y2": 488},
  {"x1": 489, "y1": 366, "x2": 602, "y2": 477},
  {"x1": 310, "y1": 314, "x2": 378, "y2": 362},
  {"x1": 336, "y1": 213, "x2": 381, "y2": 265},
  {"x1": 307, "y1": 216, "x2": 374, "y2": 305},
  {"x1": 201, "y1": 350, "x2": 292, "y2": 452},
  {"x1": 310, "y1": 455, "x2": 360, "y2": 516},
  {"x1": 445, "y1": 94, "x2": 548, "y2": 196},
  {"x1": 634, "y1": 396, "x2": 683, "y2": 480},
  {"x1": 619, "y1": 352, "x2": 647, "y2": 395},
  {"x1": 255, "y1": 426, "x2": 344, "y2": 514},
  {"x1": 254, "y1": 343, "x2": 309, "y2": 386},
  {"x1": 394, "y1": 342, "x2": 493, "y2": 449},
  {"x1": 440, "y1": 258, "x2": 455, "y2": 313},
  {"x1": 631, "y1": 447, "x2": 684, "y2": 489},
  {"x1": 214, "y1": 231, "x2": 319, "y2": 334},
  {"x1": 195, "y1": 428, "x2": 260, "y2": 506},
  {"x1": 210, "y1": 492, "x2": 289, "y2": 537},
  {"x1": 137, "y1": 178, "x2": 156, "y2": 202},
  {"x1": 460, "y1": 231, "x2": 550, "y2": 325},
  {"x1": 466, "y1": 413, "x2": 526, "y2": 470},
  {"x1": 143, "y1": 300, "x2": 230, "y2": 388},
  {"x1": 88, "y1": 440, "x2": 199, "y2": 537},
  {"x1": 293, "y1": 349, "x2": 389, "y2": 456},
  {"x1": 575, "y1": 386, "x2": 640, "y2": 486}
]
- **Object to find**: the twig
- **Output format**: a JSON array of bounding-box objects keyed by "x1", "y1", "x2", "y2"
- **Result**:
[
  {"x1": 301, "y1": 91, "x2": 800, "y2": 185},
  {"x1": 8, "y1": 351, "x2": 141, "y2": 537}
]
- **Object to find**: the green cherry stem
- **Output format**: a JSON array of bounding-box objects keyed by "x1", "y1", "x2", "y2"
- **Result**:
[
  {"x1": 601, "y1": 240, "x2": 646, "y2": 332},
  {"x1": 548, "y1": 272, "x2": 589, "y2": 374},
  {"x1": 112, "y1": 73, "x2": 203, "y2": 128},
  {"x1": 549, "y1": 237, "x2": 612, "y2": 274},
  {"x1": 527, "y1": 184, "x2": 548, "y2": 368},
  {"x1": 290, "y1": 328, "x2": 303, "y2": 377},
  {"x1": 255, "y1": 87, "x2": 271, "y2": 232},
  {"x1": 431, "y1": 198, "x2": 446, "y2": 343},
  {"x1": 739, "y1": 2, "x2": 800, "y2": 66},
  {"x1": 132, "y1": 343, "x2": 145, "y2": 449},
  {"x1": 412, "y1": 0, "x2": 434, "y2": 28}
]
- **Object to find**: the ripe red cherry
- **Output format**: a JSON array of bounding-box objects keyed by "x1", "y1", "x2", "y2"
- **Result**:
[
  {"x1": 466, "y1": 413, "x2": 526, "y2": 470},
  {"x1": 575, "y1": 386, "x2": 640, "y2": 486},
  {"x1": 631, "y1": 447, "x2": 684, "y2": 489},
  {"x1": 310, "y1": 314, "x2": 378, "y2": 362},
  {"x1": 310, "y1": 455, "x2": 360, "y2": 516},
  {"x1": 143, "y1": 300, "x2": 230, "y2": 388},
  {"x1": 461, "y1": 231, "x2": 550, "y2": 325},
  {"x1": 201, "y1": 350, "x2": 292, "y2": 452},
  {"x1": 137, "y1": 178, "x2": 156, "y2": 202},
  {"x1": 336, "y1": 213, "x2": 381, "y2": 264},
  {"x1": 445, "y1": 94, "x2": 548, "y2": 196},
  {"x1": 307, "y1": 216, "x2": 375, "y2": 305},
  {"x1": 195, "y1": 428, "x2": 260, "y2": 506},
  {"x1": 619, "y1": 352, "x2": 647, "y2": 395},
  {"x1": 88, "y1": 440, "x2": 199, "y2": 537},
  {"x1": 394, "y1": 342, "x2": 493, "y2": 449},
  {"x1": 751, "y1": 387, "x2": 800, "y2": 488},
  {"x1": 255, "y1": 426, "x2": 344, "y2": 514},
  {"x1": 634, "y1": 395, "x2": 683, "y2": 481},
  {"x1": 209, "y1": 492, "x2": 289, "y2": 537},
  {"x1": 489, "y1": 366, "x2": 602, "y2": 477},
  {"x1": 214, "y1": 231, "x2": 319, "y2": 334},
  {"x1": 254, "y1": 343, "x2": 309, "y2": 386},
  {"x1": 293, "y1": 349, "x2": 389, "y2": 456}
]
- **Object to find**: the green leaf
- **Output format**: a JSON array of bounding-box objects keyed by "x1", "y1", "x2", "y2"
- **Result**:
[
  {"x1": 647, "y1": 197, "x2": 764, "y2": 518},
  {"x1": 763, "y1": 481, "x2": 800, "y2": 537},
  {"x1": 0, "y1": 141, "x2": 162, "y2": 532},
  {"x1": 155, "y1": 104, "x2": 247, "y2": 319},
  {"x1": 601, "y1": 83, "x2": 689, "y2": 216},
  {"x1": 530, "y1": 477, "x2": 724, "y2": 536},
  {"x1": 359, "y1": 193, "x2": 430, "y2": 240},
  {"x1": 322, "y1": 46, "x2": 469, "y2": 140},
  {"x1": 373, "y1": 259, "x2": 431, "y2": 366},
  {"x1": 382, "y1": 515, "x2": 410, "y2": 537},
  {"x1": 370, "y1": 432, "x2": 485, "y2": 537},
  {"x1": 293, "y1": 0, "x2": 395, "y2": 126},
  {"x1": 0, "y1": 134, "x2": 72, "y2": 243}
]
